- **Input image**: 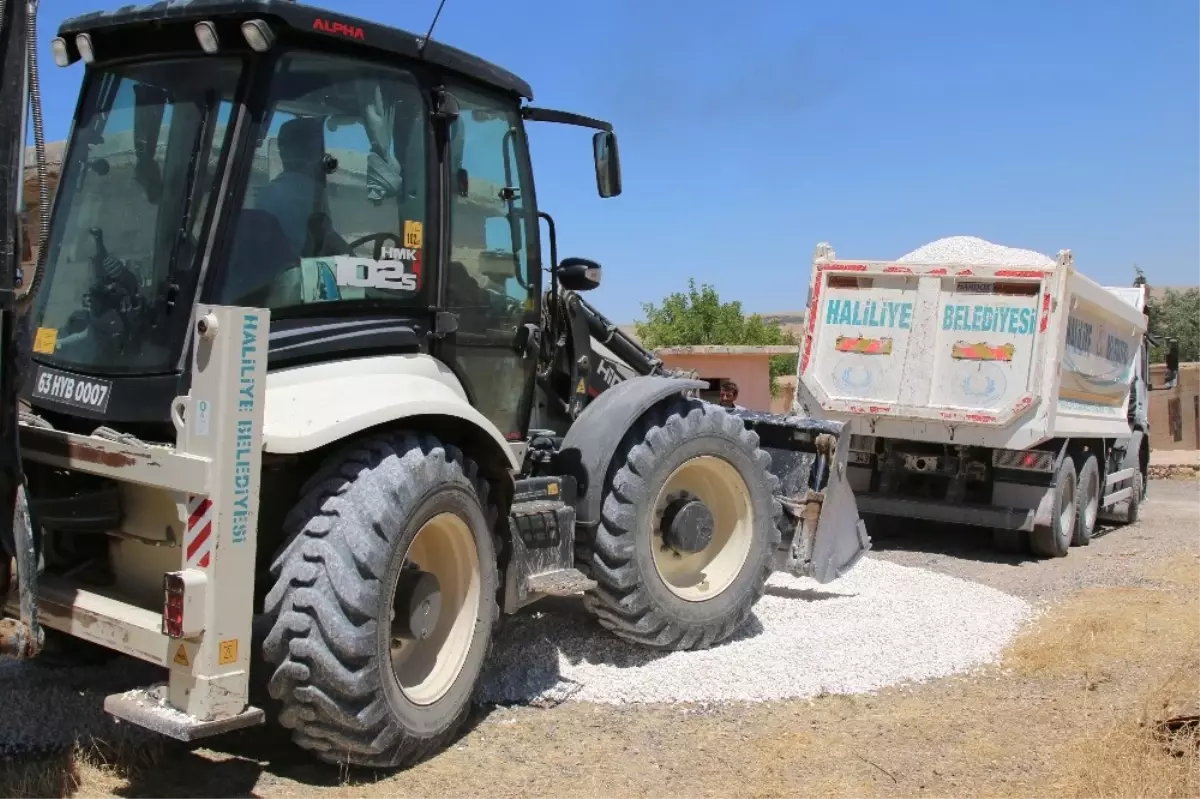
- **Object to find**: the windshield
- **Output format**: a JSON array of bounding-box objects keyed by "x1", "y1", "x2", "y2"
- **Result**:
[{"x1": 31, "y1": 57, "x2": 241, "y2": 375}]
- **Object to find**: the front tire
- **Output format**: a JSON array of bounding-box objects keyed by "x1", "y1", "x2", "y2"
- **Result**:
[
  {"x1": 582, "y1": 398, "x2": 783, "y2": 651},
  {"x1": 262, "y1": 433, "x2": 498, "y2": 769},
  {"x1": 1029, "y1": 456, "x2": 1077, "y2": 558}
]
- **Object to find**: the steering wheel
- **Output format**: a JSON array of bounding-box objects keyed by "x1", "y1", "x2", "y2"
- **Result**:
[{"x1": 347, "y1": 232, "x2": 404, "y2": 261}]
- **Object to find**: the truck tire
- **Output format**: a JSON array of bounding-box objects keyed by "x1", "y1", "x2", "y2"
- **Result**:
[
  {"x1": 1072, "y1": 455, "x2": 1100, "y2": 546},
  {"x1": 581, "y1": 397, "x2": 782, "y2": 651},
  {"x1": 1123, "y1": 471, "x2": 1144, "y2": 525},
  {"x1": 1029, "y1": 455, "x2": 1077, "y2": 558},
  {"x1": 262, "y1": 432, "x2": 498, "y2": 769}
]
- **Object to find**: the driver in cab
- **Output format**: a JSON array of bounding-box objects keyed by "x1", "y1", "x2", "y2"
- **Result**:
[{"x1": 255, "y1": 116, "x2": 335, "y2": 256}]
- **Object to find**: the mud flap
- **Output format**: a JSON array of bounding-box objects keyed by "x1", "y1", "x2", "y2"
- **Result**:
[{"x1": 806, "y1": 426, "x2": 871, "y2": 583}]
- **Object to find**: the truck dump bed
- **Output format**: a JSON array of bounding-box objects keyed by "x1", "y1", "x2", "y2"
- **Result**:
[{"x1": 794, "y1": 243, "x2": 1147, "y2": 448}]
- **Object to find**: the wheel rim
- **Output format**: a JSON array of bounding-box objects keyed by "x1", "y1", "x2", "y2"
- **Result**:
[
  {"x1": 650, "y1": 456, "x2": 754, "y2": 602},
  {"x1": 389, "y1": 512, "x2": 480, "y2": 706},
  {"x1": 1059, "y1": 475, "x2": 1076, "y2": 540},
  {"x1": 1083, "y1": 469, "x2": 1100, "y2": 532}
]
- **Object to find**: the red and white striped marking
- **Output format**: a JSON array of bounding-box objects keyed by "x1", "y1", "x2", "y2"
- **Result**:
[{"x1": 186, "y1": 496, "x2": 213, "y2": 569}]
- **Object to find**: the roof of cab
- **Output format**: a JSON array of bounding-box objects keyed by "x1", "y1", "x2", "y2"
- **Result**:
[{"x1": 57, "y1": 0, "x2": 534, "y2": 99}]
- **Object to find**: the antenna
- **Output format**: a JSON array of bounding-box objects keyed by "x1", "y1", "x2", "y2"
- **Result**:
[{"x1": 417, "y1": 0, "x2": 448, "y2": 58}]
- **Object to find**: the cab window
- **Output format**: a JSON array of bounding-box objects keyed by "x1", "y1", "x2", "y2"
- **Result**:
[{"x1": 217, "y1": 53, "x2": 428, "y2": 311}]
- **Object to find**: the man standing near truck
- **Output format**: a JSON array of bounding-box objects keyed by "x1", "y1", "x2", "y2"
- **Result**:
[{"x1": 719, "y1": 380, "x2": 746, "y2": 411}]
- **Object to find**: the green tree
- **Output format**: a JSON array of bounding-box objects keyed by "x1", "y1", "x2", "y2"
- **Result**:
[
  {"x1": 1146, "y1": 286, "x2": 1200, "y2": 363},
  {"x1": 635, "y1": 279, "x2": 798, "y2": 396}
]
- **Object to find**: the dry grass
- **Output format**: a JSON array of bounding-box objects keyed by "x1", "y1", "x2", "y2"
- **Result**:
[
  {"x1": 1047, "y1": 663, "x2": 1199, "y2": 799},
  {"x1": 0, "y1": 736, "x2": 164, "y2": 799},
  {"x1": 1007, "y1": 552, "x2": 1200, "y2": 799}
]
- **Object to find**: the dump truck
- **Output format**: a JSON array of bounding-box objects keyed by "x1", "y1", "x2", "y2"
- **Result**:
[
  {"x1": 0, "y1": 0, "x2": 869, "y2": 769},
  {"x1": 792, "y1": 241, "x2": 1180, "y2": 557}
]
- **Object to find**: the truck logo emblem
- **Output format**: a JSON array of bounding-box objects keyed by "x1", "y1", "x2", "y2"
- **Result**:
[
  {"x1": 835, "y1": 336, "x2": 893, "y2": 355},
  {"x1": 951, "y1": 341, "x2": 1016, "y2": 362}
]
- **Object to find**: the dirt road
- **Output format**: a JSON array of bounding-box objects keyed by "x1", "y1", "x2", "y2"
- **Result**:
[{"x1": 4, "y1": 479, "x2": 1197, "y2": 798}]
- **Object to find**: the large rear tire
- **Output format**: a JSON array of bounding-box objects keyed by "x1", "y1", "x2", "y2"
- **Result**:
[
  {"x1": 581, "y1": 398, "x2": 782, "y2": 651},
  {"x1": 262, "y1": 433, "x2": 498, "y2": 769},
  {"x1": 1029, "y1": 456, "x2": 1077, "y2": 558},
  {"x1": 1072, "y1": 455, "x2": 1100, "y2": 546}
]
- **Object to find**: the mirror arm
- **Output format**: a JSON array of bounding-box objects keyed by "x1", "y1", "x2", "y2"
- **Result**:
[{"x1": 521, "y1": 106, "x2": 613, "y2": 132}]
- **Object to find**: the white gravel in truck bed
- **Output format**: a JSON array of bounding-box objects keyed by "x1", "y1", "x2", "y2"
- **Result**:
[
  {"x1": 896, "y1": 235, "x2": 1056, "y2": 267},
  {"x1": 479, "y1": 557, "x2": 1033, "y2": 706}
]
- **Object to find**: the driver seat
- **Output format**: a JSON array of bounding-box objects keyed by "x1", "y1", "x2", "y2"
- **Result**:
[{"x1": 222, "y1": 209, "x2": 300, "y2": 306}]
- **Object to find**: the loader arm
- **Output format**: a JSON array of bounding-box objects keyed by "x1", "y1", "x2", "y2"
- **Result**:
[{"x1": 541, "y1": 290, "x2": 871, "y2": 582}]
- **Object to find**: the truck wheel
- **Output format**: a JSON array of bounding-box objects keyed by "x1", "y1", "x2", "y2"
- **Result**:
[
  {"x1": 1029, "y1": 455, "x2": 1077, "y2": 558},
  {"x1": 263, "y1": 432, "x2": 498, "y2": 769},
  {"x1": 582, "y1": 397, "x2": 782, "y2": 651},
  {"x1": 1123, "y1": 471, "x2": 1144, "y2": 525},
  {"x1": 1072, "y1": 455, "x2": 1100, "y2": 546}
]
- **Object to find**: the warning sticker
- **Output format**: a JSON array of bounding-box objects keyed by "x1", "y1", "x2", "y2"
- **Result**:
[
  {"x1": 173, "y1": 644, "x2": 190, "y2": 667},
  {"x1": 403, "y1": 219, "x2": 423, "y2": 249},
  {"x1": 32, "y1": 327, "x2": 57, "y2": 354},
  {"x1": 218, "y1": 639, "x2": 239, "y2": 665}
]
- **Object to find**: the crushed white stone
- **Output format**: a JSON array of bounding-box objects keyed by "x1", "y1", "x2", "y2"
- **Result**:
[
  {"x1": 0, "y1": 559, "x2": 1034, "y2": 756},
  {"x1": 479, "y1": 557, "x2": 1033, "y2": 706},
  {"x1": 896, "y1": 235, "x2": 1056, "y2": 267}
]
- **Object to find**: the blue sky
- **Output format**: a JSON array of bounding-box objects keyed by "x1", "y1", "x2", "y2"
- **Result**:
[{"x1": 33, "y1": 0, "x2": 1200, "y2": 323}]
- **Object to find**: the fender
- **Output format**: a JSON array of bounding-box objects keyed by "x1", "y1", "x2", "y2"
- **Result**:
[
  {"x1": 1121, "y1": 429, "x2": 1146, "y2": 471},
  {"x1": 558, "y1": 375, "x2": 706, "y2": 530},
  {"x1": 262, "y1": 354, "x2": 520, "y2": 471}
]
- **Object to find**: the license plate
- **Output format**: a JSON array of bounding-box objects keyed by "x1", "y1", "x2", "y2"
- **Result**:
[{"x1": 31, "y1": 365, "x2": 113, "y2": 413}]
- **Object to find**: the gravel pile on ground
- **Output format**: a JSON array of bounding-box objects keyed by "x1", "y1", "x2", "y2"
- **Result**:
[
  {"x1": 479, "y1": 557, "x2": 1033, "y2": 706},
  {"x1": 896, "y1": 235, "x2": 1056, "y2": 267},
  {"x1": 0, "y1": 650, "x2": 159, "y2": 759}
]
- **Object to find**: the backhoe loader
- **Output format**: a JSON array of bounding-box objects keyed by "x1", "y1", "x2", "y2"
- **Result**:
[{"x1": 0, "y1": 0, "x2": 869, "y2": 768}]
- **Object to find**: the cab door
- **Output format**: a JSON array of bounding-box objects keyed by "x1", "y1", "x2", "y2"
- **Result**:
[{"x1": 439, "y1": 84, "x2": 541, "y2": 441}]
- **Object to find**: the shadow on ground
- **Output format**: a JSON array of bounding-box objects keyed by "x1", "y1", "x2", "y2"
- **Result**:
[{"x1": 864, "y1": 511, "x2": 1133, "y2": 568}]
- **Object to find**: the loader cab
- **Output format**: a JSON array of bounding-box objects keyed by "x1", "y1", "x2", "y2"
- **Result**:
[{"x1": 26, "y1": 0, "x2": 620, "y2": 442}]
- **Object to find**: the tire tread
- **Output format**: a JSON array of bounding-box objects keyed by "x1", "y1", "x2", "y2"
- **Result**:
[
  {"x1": 581, "y1": 398, "x2": 782, "y2": 651},
  {"x1": 261, "y1": 432, "x2": 496, "y2": 769}
]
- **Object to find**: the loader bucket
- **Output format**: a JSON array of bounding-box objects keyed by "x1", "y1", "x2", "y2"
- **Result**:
[
  {"x1": 806, "y1": 421, "x2": 871, "y2": 583},
  {"x1": 731, "y1": 410, "x2": 871, "y2": 583}
]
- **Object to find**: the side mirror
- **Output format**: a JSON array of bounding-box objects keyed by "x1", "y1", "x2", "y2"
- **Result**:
[
  {"x1": 1149, "y1": 338, "x2": 1181, "y2": 391},
  {"x1": 1166, "y1": 338, "x2": 1180, "y2": 374},
  {"x1": 592, "y1": 131, "x2": 622, "y2": 198},
  {"x1": 557, "y1": 257, "x2": 601, "y2": 292}
]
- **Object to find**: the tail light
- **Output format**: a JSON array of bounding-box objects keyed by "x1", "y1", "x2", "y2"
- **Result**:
[
  {"x1": 992, "y1": 449, "x2": 1054, "y2": 472},
  {"x1": 162, "y1": 570, "x2": 207, "y2": 639}
]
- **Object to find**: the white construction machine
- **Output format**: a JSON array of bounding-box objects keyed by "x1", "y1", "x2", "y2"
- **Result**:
[{"x1": 0, "y1": 0, "x2": 869, "y2": 769}]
